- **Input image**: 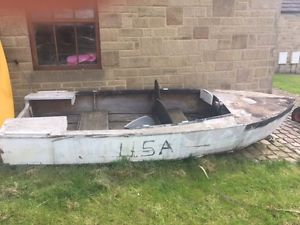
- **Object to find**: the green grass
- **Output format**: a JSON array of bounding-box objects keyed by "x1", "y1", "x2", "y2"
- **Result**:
[
  {"x1": 273, "y1": 74, "x2": 300, "y2": 95},
  {"x1": 0, "y1": 157, "x2": 299, "y2": 225}
]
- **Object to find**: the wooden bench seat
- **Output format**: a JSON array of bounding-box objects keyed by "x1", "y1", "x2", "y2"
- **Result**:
[
  {"x1": 168, "y1": 109, "x2": 188, "y2": 124},
  {"x1": 153, "y1": 99, "x2": 188, "y2": 125},
  {"x1": 78, "y1": 111, "x2": 109, "y2": 130}
]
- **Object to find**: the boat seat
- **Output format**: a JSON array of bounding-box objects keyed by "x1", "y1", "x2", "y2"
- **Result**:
[
  {"x1": 153, "y1": 99, "x2": 188, "y2": 124},
  {"x1": 168, "y1": 109, "x2": 188, "y2": 124},
  {"x1": 78, "y1": 111, "x2": 109, "y2": 130}
]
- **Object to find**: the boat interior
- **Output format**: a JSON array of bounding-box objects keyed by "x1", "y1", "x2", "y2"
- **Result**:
[{"x1": 22, "y1": 81, "x2": 231, "y2": 130}]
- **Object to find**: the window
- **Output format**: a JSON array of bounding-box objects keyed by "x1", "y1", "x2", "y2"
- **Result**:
[{"x1": 28, "y1": 6, "x2": 101, "y2": 70}]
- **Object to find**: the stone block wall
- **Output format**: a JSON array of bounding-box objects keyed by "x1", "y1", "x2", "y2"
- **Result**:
[
  {"x1": 277, "y1": 13, "x2": 300, "y2": 73},
  {"x1": 0, "y1": 0, "x2": 282, "y2": 112}
]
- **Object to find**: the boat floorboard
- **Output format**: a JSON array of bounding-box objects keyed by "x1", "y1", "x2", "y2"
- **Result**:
[{"x1": 78, "y1": 111, "x2": 109, "y2": 130}]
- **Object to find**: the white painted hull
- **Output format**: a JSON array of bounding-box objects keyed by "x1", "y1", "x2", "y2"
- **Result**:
[
  {"x1": 0, "y1": 89, "x2": 294, "y2": 165},
  {"x1": 0, "y1": 113, "x2": 288, "y2": 165}
]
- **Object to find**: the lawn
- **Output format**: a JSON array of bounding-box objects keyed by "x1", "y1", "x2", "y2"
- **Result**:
[
  {"x1": 0, "y1": 157, "x2": 299, "y2": 225},
  {"x1": 273, "y1": 74, "x2": 300, "y2": 95}
]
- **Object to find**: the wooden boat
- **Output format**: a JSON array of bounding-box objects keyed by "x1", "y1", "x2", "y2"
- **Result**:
[{"x1": 0, "y1": 81, "x2": 295, "y2": 165}]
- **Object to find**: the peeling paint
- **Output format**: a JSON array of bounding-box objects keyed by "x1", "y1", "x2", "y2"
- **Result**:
[{"x1": 0, "y1": 89, "x2": 295, "y2": 165}]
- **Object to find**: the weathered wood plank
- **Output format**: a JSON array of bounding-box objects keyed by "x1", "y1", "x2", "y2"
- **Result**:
[
  {"x1": 109, "y1": 121, "x2": 127, "y2": 130},
  {"x1": 153, "y1": 99, "x2": 188, "y2": 124},
  {"x1": 168, "y1": 109, "x2": 188, "y2": 124},
  {"x1": 78, "y1": 111, "x2": 108, "y2": 130}
]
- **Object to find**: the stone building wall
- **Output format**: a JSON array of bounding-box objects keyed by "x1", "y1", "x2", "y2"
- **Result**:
[
  {"x1": 277, "y1": 13, "x2": 300, "y2": 73},
  {"x1": 0, "y1": 0, "x2": 282, "y2": 112}
]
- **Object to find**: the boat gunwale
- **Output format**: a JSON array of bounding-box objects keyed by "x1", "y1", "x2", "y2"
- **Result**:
[
  {"x1": 245, "y1": 104, "x2": 294, "y2": 130},
  {"x1": 0, "y1": 104, "x2": 293, "y2": 139},
  {"x1": 74, "y1": 88, "x2": 202, "y2": 96}
]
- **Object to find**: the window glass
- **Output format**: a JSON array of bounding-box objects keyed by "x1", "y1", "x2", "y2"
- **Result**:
[
  {"x1": 77, "y1": 24, "x2": 97, "y2": 64},
  {"x1": 34, "y1": 24, "x2": 56, "y2": 65},
  {"x1": 56, "y1": 25, "x2": 77, "y2": 65}
]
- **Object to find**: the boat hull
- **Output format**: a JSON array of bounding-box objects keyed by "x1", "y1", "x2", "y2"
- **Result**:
[
  {"x1": 0, "y1": 111, "x2": 289, "y2": 165},
  {"x1": 0, "y1": 41, "x2": 14, "y2": 127}
]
